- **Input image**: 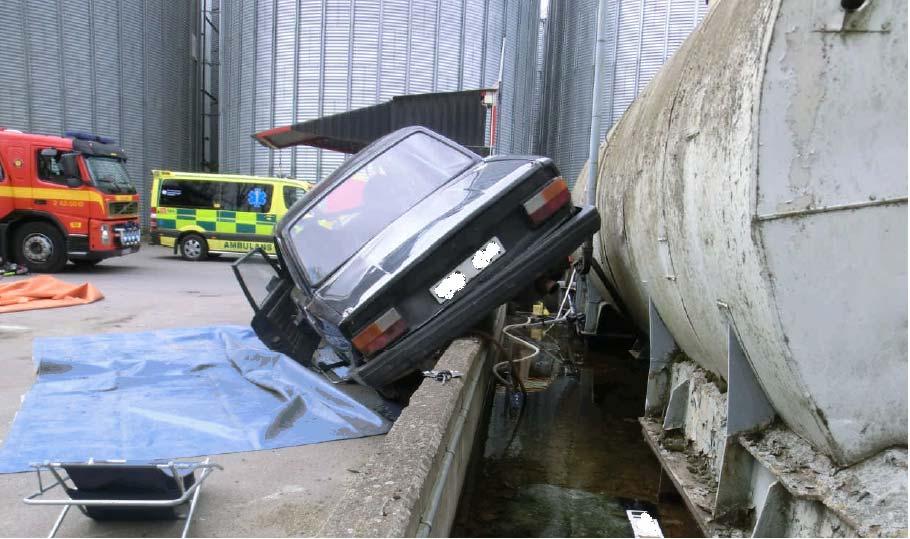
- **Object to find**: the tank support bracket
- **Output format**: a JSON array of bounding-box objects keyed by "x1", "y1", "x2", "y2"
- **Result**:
[
  {"x1": 645, "y1": 298, "x2": 677, "y2": 417},
  {"x1": 662, "y1": 379, "x2": 690, "y2": 431},
  {"x1": 713, "y1": 323, "x2": 777, "y2": 520}
]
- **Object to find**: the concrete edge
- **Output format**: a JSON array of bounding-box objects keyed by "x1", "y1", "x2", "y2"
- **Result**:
[{"x1": 319, "y1": 322, "x2": 500, "y2": 537}]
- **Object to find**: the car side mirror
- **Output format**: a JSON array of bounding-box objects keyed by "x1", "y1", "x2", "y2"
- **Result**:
[{"x1": 60, "y1": 153, "x2": 81, "y2": 187}]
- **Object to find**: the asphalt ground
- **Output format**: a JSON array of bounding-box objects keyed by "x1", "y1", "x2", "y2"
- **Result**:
[{"x1": 0, "y1": 246, "x2": 378, "y2": 537}]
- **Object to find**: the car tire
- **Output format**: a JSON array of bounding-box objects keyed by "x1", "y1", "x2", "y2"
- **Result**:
[
  {"x1": 14, "y1": 222, "x2": 67, "y2": 273},
  {"x1": 179, "y1": 233, "x2": 208, "y2": 261},
  {"x1": 376, "y1": 371, "x2": 424, "y2": 405}
]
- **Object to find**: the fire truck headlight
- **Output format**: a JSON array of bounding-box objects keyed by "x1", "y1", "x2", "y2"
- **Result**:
[{"x1": 100, "y1": 224, "x2": 111, "y2": 245}]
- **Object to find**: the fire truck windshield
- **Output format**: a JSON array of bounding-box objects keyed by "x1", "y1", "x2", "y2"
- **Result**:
[{"x1": 85, "y1": 156, "x2": 137, "y2": 195}]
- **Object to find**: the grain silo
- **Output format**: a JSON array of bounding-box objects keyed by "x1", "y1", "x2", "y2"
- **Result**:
[
  {"x1": 219, "y1": 0, "x2": 540, "y2": 181},
  {"x1": 537, "y1": 0, "x2": 709, "y2": 186},
  {"x1": 0, "y1": 0, "x2": 199, "y2": 221}
]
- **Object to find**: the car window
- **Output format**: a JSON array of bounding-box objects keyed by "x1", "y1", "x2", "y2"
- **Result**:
[
  {"x1": 36, "y1": 149, "x2": 74, "y2": 185},
  {"x1": 158, "y1": 179, "x2": 218, "y2": 209},
  {"x1": 287, "y1": 132, "x2": 474, "y2": 284},
  {"x1": 283, "y1": 185, "x2": 309, "y2": 209},
  {"x1": 221, "y1": 182, "x2": 274, "y2": 213},
  {"x1": 0, "y1": 159, "x2": 5, "y2": 182}
]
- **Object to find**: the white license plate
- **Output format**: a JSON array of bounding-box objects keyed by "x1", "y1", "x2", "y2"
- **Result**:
[{"x1": 430, "y1": 237, "x2": 505, "y2": 304}]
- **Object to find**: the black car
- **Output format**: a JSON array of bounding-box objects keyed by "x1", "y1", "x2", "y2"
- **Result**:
[{"x1": 233, "y1": 126, "x2": 600, "y2": 392}]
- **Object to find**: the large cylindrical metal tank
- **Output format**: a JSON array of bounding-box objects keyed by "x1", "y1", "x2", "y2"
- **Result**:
[
  {"x1": 538, "y1": 0, "x2": 708, "y2": 187},
  {"x1": 220, "y1": 0, "x2": 540, "y2": 181},
  {"x1": 0, "y1": 0, "x2": 198, "y2": 222},
  {"x1": 583, "y1": 0, "x2": 907, "y2": 466}
]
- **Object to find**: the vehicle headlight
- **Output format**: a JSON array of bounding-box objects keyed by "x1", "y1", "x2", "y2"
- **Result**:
[{"x1": 100, "y1": 224, "x2": 111, "y2": 245}]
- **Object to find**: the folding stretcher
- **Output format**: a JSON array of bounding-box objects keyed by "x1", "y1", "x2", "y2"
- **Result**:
[{"x1": 23, "y1": 458, "x2": 222, "y2": 538}]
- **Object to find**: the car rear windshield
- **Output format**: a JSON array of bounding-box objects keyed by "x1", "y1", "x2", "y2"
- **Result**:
[{"x1": 288, "y1": 132, "x2": 474, "y2": 284}]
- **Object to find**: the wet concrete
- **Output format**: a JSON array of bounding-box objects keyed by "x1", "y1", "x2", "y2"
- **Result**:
[{"x1": 452, "y1": 331, "x2": 702, "y2": 538}]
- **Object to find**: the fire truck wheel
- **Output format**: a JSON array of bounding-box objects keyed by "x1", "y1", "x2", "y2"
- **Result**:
[
  {"x1": 179, "y1": 233, "x2": 208, "y2": 261},
  {"x1": 14, "y1": 222, "x2": 67, "y2": 273}
]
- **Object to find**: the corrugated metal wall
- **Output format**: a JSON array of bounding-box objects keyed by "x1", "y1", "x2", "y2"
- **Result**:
[
  {"x1": 0, "y1": 0, "x2": 198, "y2": 223},
  {"x1": 220, "y1": 0, "x2": 540, "y2": 180},
  {"x1": 493, "y1": 0, "x2": 540, "y2": 156},
  {"x1": 537, "y1": 0, "x2": 709, "y2": 186}
]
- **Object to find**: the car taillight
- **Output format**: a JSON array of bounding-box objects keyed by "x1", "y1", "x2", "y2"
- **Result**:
[
  {"x1": 523, "y1": 177, "x2": 570, "y2": 226},
  {"x1": 150, "y1": 207, "x2": 157, "y2": 230},
  {"x1": 352, "y1": 308, "x2": 408, "y2": 356}
]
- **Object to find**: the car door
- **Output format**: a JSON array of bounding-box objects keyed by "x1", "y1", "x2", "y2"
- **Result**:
[{"x1": 232, "y1": 248, "x2": 321, "y2": 367}]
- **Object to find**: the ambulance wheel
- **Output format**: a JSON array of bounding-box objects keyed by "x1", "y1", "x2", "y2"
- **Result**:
[
  {"x1": 179, "y1": 233, "x2": 208, "y2": 261},
  {"x1": 14, "y1": 221, "x2": 67, "y2": 273}
]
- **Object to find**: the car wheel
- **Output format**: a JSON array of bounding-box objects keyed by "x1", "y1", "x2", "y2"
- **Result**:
[
  {"x1": 14, "y1": 222, "x2": 67, "y2": 273},
  {"x1": 376, "y1": 371, "x2": 424, "y2": 405},
  {"x1": 179, "y1": 233, "x2": 208, "y2": 261}
]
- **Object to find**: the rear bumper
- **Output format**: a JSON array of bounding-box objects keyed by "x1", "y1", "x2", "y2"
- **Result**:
[{"x1": 351, "y1": 204, "x2": 600, "y2": 388}]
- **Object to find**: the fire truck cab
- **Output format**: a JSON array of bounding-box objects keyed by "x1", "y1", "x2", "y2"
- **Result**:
[{"x1": 0, "y1": 128, "x2": 141, "y2": 272}]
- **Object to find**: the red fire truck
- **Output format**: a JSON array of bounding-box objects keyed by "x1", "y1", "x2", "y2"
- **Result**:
[{"x1": 0, "y1": 129, "x2": 141, "y2": 272}]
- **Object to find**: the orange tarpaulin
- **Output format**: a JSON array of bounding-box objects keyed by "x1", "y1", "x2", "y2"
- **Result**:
[{"x1": 0, "y1": 275, "x2": 104, "y2": 313}]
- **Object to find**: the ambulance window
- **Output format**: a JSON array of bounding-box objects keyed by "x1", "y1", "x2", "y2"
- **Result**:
[
  {"x1": 158, "y1": 179, "x2": 218, "y2": 209},
  {"x1": 222, "y1": 182, "x2": 274, "y2": 213},
  {"x1": 283, "y1": 185, "x2": 308, "y2": 208},
  {"x1": 37, "y1": 149, "x2": 71, "y2": 185}
]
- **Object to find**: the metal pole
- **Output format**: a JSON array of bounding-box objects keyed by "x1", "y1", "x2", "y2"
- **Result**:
[
  {"x1": 586, "y1": 0, "x2": 608, "y2": 209},
  {"x1": 582, "y1": 0, "x2": 610, "y2": 334}
]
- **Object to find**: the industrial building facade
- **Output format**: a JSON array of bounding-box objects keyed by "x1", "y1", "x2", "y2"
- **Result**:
[
  {"x1": 0, "y1": 0, "x2": 707, "y2": 204},
  {"x1": 218, "y1": 0, "x2": 542, "y2": 181},
  {"x1": 0, "y1": 0, "x2": 199, "y2": 221}
]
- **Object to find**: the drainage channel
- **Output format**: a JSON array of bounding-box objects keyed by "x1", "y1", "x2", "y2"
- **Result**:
[{"x1": 452, "y1": 327, "x2": 702, "y2": 538}]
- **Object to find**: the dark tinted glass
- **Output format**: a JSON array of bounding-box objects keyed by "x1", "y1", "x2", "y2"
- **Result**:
[
  {"x1": 221, "y1": 182, "x2": 274, "y2": 213},
  {"x1": 288, "y1": 132, "x2": 474, "y2": 283},
  {"x1": 158, "y1": 180, "x2": 219, "y2": 209},
  {"x1": 85, "y1": 157, "x2": 136, "y2": 194},
  {"x1": 283, "y1": 185, "x2": 309, "y2": 209},
  {"x1": 36, "y1": 149, "x2": 71, "y2": 185}
]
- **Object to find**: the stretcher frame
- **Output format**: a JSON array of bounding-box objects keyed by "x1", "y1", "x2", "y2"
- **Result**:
[{"x1": 23, "y1": 458, "x2": 222, "y2": 538}]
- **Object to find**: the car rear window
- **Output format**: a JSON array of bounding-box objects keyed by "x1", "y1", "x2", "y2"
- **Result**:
[{"x1": 288, "y1": 132, "x2": 474, "y2": 284}]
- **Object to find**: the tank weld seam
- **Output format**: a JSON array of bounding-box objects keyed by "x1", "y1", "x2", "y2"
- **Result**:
[
  {"x1": 653, "y1": 50, "x2": 707, "y2": 355},
  {"x1": 754, "y1": 196, "x2": 908, "y2": 222}
]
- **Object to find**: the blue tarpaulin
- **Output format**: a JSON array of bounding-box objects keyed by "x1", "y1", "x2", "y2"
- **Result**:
[{"x1": 0, "y1": 325, "x2": 393, "y2": 473}]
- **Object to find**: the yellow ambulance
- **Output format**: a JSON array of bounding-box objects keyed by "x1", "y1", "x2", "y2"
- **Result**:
[{"x1": 148, "y1": 170, "x2": 312, "y2": 260}]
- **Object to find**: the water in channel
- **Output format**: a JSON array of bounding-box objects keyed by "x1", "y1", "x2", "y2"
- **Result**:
[{"x1": 452, "y1": 326, "x2": 702, "y2": 538}]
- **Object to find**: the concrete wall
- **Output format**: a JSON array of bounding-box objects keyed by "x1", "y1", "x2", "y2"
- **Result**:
[{"x1": 320, "y1": 336, "x2": 495, "y2": 537}]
